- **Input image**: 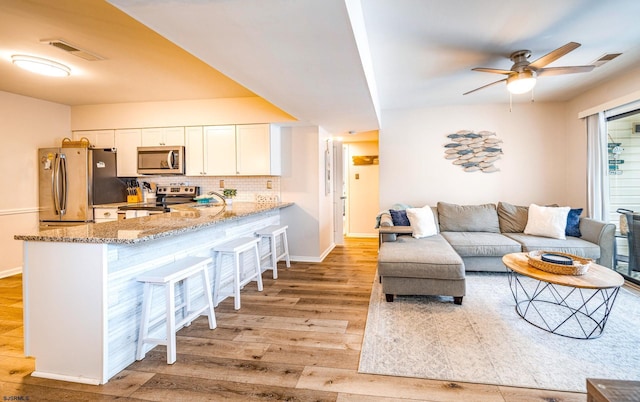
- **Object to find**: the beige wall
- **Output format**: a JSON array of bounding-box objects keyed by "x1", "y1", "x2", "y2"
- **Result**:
[
  {"x1": 71, "y1": 97, "x2": 295, "y2": 129},
  {"x1": 280, "y1": 125, "x2": 336, "y2": 261},
  {"x1": 564, "y1": 65, "x2": 640, "y2": 210},
  {"x1": 379, "y1": 102, "x2": 570, "y2": 209},
  {"x1": 0, "y1": 91, "x2": 70, "y2": 277}
]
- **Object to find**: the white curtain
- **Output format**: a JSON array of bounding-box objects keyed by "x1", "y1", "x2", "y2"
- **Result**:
[{"x1": 586, "y1": 112, "x2": 609, "y2": 220}]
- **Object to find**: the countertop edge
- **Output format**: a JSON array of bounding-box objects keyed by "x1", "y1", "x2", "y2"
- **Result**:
[{"x1": 15, "y1": 202, "x2": 294, "y2": 244}]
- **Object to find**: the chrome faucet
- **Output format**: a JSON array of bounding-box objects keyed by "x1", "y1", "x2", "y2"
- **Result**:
[{"x1": 202, "y1": 191, "x2": 227, "y2": 206}]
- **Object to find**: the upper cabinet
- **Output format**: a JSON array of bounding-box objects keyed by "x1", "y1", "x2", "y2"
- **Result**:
[
  {"x1": 115, "y1": 129, "x2": 141, "y2": 177},
  {"x1": 186, "y1": 125, "x2": 236, "y2": 176},
  {"x1": 141, "y1": 127, "x2": 185, "y2": 146},
  {"x1": 72, "y1": 130, "x2": 115, "y2": 149},
  {"x1": 186, "y1": 124, "x2": 280, "y2": 176},
  {"x1": 236, "y1": 124, "x2": 281, "y2": 175}
]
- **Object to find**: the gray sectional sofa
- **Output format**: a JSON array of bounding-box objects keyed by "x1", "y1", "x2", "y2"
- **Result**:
[{"x1": 377, "y1": 202, "x2": 616, "y2": 304}]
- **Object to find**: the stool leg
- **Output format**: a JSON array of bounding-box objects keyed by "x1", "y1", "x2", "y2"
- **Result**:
[
  {"x1": 201, "y1": 267, "x2": 217, "y2": 329},
  {"x1": 136, "y1": 283, "x2": 153, "y2": 361},
  {"x1": 269, "y1": 235, "x2": 278, "y2": 279},
  {"x1": 183, "y1": 276, "x2": 192, "y2": 327},
  {"x1": 166, "y1": 281, "x2": 177, "y2": 364},
  {"x1": 234, "y1": 253, "x2": 241, "y2": 310},
  {"x1": 253, "y1": 243, "x2": 264, "y2": 291},
  {"x1": 282, "y1": 230, "x2": 291, "y2": 268},
  {"x1": 213, "y1": 251, "x2": 222, "y2": 307}
]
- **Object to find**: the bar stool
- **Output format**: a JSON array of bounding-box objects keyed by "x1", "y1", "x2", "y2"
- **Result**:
[
  {"x1": 212, "y1": 237, "x2": 263, "y2": 310},
  {"x1": 255, "y1": 225, "x2": 290, "y2": 279},
  {"x1": 136, "y1": 256, "x2": 216, "y2": 364}
]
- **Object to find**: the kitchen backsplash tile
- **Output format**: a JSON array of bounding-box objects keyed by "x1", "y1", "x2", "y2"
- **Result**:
[{"x1": 150, "y1": 176, "x2": 281, "y2": 202}]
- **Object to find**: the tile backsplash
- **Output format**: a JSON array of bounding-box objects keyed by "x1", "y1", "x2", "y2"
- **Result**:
[{"x1": 148, "y1": 176, "x2": 281, "y2": 202}]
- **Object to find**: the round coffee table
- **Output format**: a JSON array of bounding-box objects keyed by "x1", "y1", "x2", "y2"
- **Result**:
[{"x1": 502, "y1": 252, "x2": 624, "y2": 339}]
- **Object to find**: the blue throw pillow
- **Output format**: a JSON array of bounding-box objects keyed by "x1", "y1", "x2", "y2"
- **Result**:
[
  {"x1": 389, "y1": 209, "x2": 410, "y2": 226},
  {"x1": 565, "y1": 208, "x2": 582, "y2": 237}
]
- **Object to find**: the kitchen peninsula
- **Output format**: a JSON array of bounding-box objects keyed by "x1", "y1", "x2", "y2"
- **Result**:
[{"x1": 15, "y1": 201, "x2": 292, "y2": 385}]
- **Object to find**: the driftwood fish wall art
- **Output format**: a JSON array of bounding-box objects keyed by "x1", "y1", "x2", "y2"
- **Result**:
[{"x1": 444, "y1": 130, "x2": 502, "y2": 173}]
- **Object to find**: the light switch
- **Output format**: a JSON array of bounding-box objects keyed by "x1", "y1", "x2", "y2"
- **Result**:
[
  {"x1": 267, "y1": 180, "x2": 272, "y2": 189},
  {"x1": 355, "y1": 173, "x2": 360, "y2": 179},
  {"x1": 219, "y1": 180, "x2": 225, "y2": 188}
]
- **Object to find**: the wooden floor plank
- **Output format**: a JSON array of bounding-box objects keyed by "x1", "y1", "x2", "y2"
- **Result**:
[
  {"x1": 296, "y1": 366, "x2": 506, "y2": 402},
  {"x1": 0, "y1": 237, "x2": 592, "y2": 401}
]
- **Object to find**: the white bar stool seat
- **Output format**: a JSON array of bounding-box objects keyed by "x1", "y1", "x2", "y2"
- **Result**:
[
  {"x1": 136, "y1": 256, "x2": 216, "y2": 364},
  {"x1": 212, "y1": 237, "x2": 263, "y2": 310},
  {"x1": 255, "y1": 225, "x2": 290, "y2": 279}
]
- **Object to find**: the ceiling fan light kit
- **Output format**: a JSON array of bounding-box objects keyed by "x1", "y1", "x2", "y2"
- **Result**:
[
  {"x1": 506, "y1": 71, "x2": 537, "y2": 94},
  {"x1": 11, "y1": 55, "x2": 71, "y2": 77}
]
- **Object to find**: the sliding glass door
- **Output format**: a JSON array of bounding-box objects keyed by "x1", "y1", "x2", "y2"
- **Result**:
[{"x1": 607, "y1": 108, "x2": 640, "y2": 284}]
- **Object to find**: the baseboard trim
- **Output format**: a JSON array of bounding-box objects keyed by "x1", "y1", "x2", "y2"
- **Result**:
[
  {"x1": 0, "y1": 267, "x2": 22, "y2": 279},
  {"x1": 290, "y1": 242, "x2": 336, "y2": 263},
  {"x1": 346, "y1": 233, "x2": 377, "y2": 238},
  {"x1": 31, "y1": 371, "x2": 102, "y2": 385}
]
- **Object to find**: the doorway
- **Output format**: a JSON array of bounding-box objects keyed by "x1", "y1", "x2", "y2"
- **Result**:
[{"x1": 333, "y1": 132, "x2": 379, "y2": 243}]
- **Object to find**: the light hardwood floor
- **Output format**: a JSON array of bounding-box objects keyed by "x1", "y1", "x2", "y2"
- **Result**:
[{"x1": 0, "y1": 237, "x2": 586, "y2": 401}]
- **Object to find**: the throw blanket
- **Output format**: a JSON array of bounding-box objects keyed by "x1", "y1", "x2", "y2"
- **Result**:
[{"x1": 375, "y1": 203, "x2": 413, "y2": 228}]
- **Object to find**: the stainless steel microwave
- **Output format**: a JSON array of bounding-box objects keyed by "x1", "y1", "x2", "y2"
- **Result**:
[{"x1": 137, "y1": 146, "x2": 185, "y2": 175}]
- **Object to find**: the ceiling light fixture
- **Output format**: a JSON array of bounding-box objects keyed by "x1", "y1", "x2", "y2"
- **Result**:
[
  {"x1": 506, "y1": 70, "x2": 536, "y2": 94},
  {"x1": 11, "y1": 55, "x2": 71, "y2": 77}
]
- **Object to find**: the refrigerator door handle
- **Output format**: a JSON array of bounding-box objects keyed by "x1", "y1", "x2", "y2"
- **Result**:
[
  {"x1": 59, "y1": 154, "x2": 67, "y2": 215},
  {"x1": 52, "y1": 153, "x2": 61, "y2": 215}
]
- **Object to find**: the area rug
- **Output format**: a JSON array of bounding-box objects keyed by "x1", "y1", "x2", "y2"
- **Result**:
[{"x1": 358, "y1": 272, "x2": 640, "y2": 392}]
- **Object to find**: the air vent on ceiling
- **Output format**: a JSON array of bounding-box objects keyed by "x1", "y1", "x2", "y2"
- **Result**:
[
  {"x1": 592, "y1": 53, "x2": 622, "y2": 67},
  {"x1": 40, "y1": 39, "x2": 105, "y2": 61}
]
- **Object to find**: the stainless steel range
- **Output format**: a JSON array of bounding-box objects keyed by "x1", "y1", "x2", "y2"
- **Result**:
[{"x1": 118, "y1": 185, "x2": 199, "y2": 215}]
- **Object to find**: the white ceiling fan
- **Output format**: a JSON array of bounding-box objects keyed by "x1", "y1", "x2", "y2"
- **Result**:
[{"x1": 463, "y1": 42, "x2": 595, "y2": 95}]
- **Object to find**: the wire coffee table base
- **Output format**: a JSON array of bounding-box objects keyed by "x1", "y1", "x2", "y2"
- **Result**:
[{"x1": 507, "y1": 270, "x2": 621, "y2": 339}]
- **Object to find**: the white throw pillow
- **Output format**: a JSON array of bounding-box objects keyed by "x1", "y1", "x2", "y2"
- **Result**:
[
  {"x1": 406, "y1": 206, "x2": 438, "y2": 239},
  {"x1": 524, "y1": 204, "x2": 570, "y2": 239}
]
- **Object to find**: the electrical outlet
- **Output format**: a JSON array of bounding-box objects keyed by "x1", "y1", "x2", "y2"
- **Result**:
[
  {"x1": 219, "y1": 179, "x2": 224, "y2": 188},
  {"x1": 267, "y1": 180, "x2": 272, "y2": 189},
  {"x1": 355, "y1": 173, "x2": 360, "y2": 179}
]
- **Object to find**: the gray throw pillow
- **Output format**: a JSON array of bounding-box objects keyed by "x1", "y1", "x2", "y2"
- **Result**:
[
  {"x1": 497, "y1": 202, "x2": 529, "y2": 233},
  {"x1": 437, "y1": 202, "x2": 500, "y2": 233}
]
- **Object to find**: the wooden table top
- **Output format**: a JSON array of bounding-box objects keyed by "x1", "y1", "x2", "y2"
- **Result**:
[{"x1": 502, "y1": 252, "x2": 624, "y2": 289}]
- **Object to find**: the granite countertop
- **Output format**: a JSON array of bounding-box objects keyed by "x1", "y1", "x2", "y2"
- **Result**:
[{"x1": 15, "y1": 202, "x2": 293, "y2": 244}]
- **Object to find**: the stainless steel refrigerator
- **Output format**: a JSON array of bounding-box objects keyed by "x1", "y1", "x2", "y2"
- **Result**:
[{"x1": 39, "y1": 147, "x2": 127, "y2": 228}]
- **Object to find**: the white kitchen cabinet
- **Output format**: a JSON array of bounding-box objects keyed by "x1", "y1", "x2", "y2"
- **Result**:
[
  {"x1": 206, "y1": 125, "x2": 237, "y2": 175},
  {"x1": 72, "y1": 130, "x2": 115, "y2": 149},
  {"x1": 114, "y1": 129, "x2": 141, "y2": 177},
  {"x1": 188, "y1": 124, "x2": 280, "y2": 176},
  {"x1": 236, "y1": 124, "x2": 281, "y2": 175},
  {"x1": 141, "y1": 127, "x2": 185, "y2": 146},
  {"x1": 189, "y1": 125, "x2": 237, "y2": 176},
  {"x1": 185, "y1": 126, "x2": 204, "y2": 176},
  {"x1": 94, "y1": 207, "x2": 118, "y2": 223}
]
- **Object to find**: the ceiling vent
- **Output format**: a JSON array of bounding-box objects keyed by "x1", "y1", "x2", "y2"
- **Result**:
[
  {"x1": 40, "y1": 39, "x2": 105, "y2": 61},
  {"x1": 592, "y1": 53, "x2": 622, "y2": 67}
]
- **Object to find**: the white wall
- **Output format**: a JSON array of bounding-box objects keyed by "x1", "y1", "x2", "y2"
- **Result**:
[
  {"x1": 379, "y1": 102, "x2": 570, "y2": 209},
  {"x1": 280, "y1": 125, "x2": 335, "y2": 261},
  {"x1": 1, "y1": 91, "x2": 70, "y2": 277},
  {"x1": 346, "y1": 141, "x2": 379, "y2": 236}
]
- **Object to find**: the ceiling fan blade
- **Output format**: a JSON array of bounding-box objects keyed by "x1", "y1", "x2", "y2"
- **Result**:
[
  {"x1": 529, "y1": 42, "x2": 581, "y2": 69},
  {"x1": 472, "y1": 67, "x2": 514, "y2": 75},
  {"x1": 463, "y1": 78, "x2": 507, "y2": 95},
  {"x1": 536, "y1": 65, "x2": 595, "y2": 77}
]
